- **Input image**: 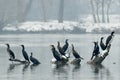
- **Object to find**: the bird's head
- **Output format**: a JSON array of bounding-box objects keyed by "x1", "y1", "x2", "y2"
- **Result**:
[
  {"x1": 5, "y1": 43, "x2": 10, "y2": 48},
  {"x1": 93, "y1": 41, "x2": 98, "y2": 45},
  {"x1": 57, "y1": 41, "x2": 60, "y2": 45},
  {"x1": 111, "y1": 31, "x2": 115, "y2": 35},
  {"x1": 50, "y1": 45, "x2": 55, "y2": 48},
  {"x1": 31, "y1": 52, "x2": 33, "y2": 56},
  {"x1": 65, "y1": 39, "x2": 69, "y2": 43},
  {"x1": 66, "y1": 39, "x2": 69, "y2": 41},
  {"x1": 71, "y1": 44, "x2": 74, "y2": 49},
  {"x1": 20, "y1": 45, "x2": 24, "y2": 48},
  {"x1": 101, "y1": 37, "x2": 104, "y2": 40}
]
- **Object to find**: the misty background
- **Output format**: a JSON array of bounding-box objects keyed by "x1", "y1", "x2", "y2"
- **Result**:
[{"x1": 0, "y1": 0, "x2": 120, "y2": 33}]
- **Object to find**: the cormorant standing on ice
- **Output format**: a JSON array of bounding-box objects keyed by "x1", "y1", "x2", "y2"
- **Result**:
[
  {"x1": 50, "y1": 45, "x2": 61, "y2": 61},
  {"x1": 30, "y1": 52, "x2": 40, "y2": 65},
  {"x1": 72, "y1": 44, "x2": 83, "y2": 59},
  {"x1": 6, "y1": 43, "x2": 15, "y2": 60},
  {"x1": 91, "y1": 42, "x2": 100, "y2": 60},
  {"x1": 100, "y1": 37, "x2": 106, "y2": 50},
  {"x1": 106, "y1": 31, "x2": 115, "y2": 46},
  {"x1": 21, "y1": 45, "x2": 30, "y2": 63}
]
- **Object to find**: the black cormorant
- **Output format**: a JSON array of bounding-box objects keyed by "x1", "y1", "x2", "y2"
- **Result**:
[
  {"x1": 72, "y1": 44, "x2": 83, "y2": 59},
  {"x1": 21, "y1": 45, "x2": 30, "y2": 63},
  {"x1": 106, "y1": 31, "x2": 115, "y2": 46},
  {"x1": 50, "y1": 45, "x2": 61, "y2": 61},
  {"x1": 57, "y1": 41, "x2": 65, "y2": 55},
  {"x1": 6, "y1": 43, "x2": 15, "y2": 60},
  {"x1": 62, "y1": 39, "x2": 69, "y2": 52},
  {"x1": 30, "y1": 52, "x2": 40, "y2": 65},
  {"x1": 100, "y1": 37, "x2": 106, "y2": 50},
  {"x1": 91, "y1": 42, "x2": 100, "y2": 60}
]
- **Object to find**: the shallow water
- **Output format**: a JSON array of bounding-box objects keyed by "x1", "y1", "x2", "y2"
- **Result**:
[{"x1": 0, "y1": 34, "x2": 120, "y2": 80}]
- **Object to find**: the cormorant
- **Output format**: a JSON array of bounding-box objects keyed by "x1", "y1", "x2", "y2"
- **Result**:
[
  {"x1": 20, "y1": 45, "x2": 30, "y2": 63},
  {"x1": 50, "y1": 45, "x2": 61, "y2": 61},
  {"x1": 6, "y1": 43, "x2": 15, "y2": 60},
  {"x1": 71, "y1": 44, "x2": 84, "y2": 59},
  {"x1": 62, "y1": 39, "x2": 69, "y2": 53},
  {"x1": 91, "y1": 42, "x2": 100, "y2": 60},
  {"x1": 57, "y1": 41, "x2": 65, "y2": 55},
  {"x1": 100, "y1": 37, "x2": 106, "y2": 50},
  {"x1": 30, "y1": 52, "x2": 40, "y2": 65},
  {"x1": 106, "y1": 31, "x2": 115, "y2": 46}
]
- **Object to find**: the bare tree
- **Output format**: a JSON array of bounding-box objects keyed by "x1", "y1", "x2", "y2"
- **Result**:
[
  {"x1": 90, "y1": 0, "x2": 97, "y2": 23},
  {"x1": 40, "y1": 0, "x2": 47, "y2": 22},
  {"x1": 17, "y1": 0, "x2": 24, "y2": 22},
  {"x1": 106, "y1": 0, "x2": 112, "y2": 23},
  {"x1": 95, "y1": 0, "x2": 101, "y2": 23},
  {"x1": 58, "y1": 0, "x2": 64, "y2": 23},
  {"x1": 23, "y1": 0, "x2": 33, "y2": 22},
  {"x1": 101, "y1": 0, "x2": 105, "y2": 23},
  {"x1": 17, "y1": 0, "x2": 33, "y2": 22}
]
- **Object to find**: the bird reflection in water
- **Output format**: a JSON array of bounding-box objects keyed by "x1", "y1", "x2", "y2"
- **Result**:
[
  {"x1": 52, "y1": 64, "x2": 69, "y2": 80},
  {"x1": 71, "y1": 64, "x2": 81, "y2": 80},
  {"x1": 72, "y1": 64, "x2": 81, "y2": 72},
  {"x1": 30, "y1": 64, "x2": 39, "y2": 70},
  {"x1": 90, "y1": 64, "x2": 112, "y2": 80},
  {"x1": 7, "y1": 63, "x2": 21, "y2": 73},
  {"x1": 22, "y1": 63, "x2": 29, "y2": 74},
  {"x1": 91, "y1": 64, "x2": 104, "y2": 74}
]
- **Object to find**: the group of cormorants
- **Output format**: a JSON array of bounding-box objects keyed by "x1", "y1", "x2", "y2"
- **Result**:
[
  {"x1": 50, "y1": 39, "x2": 84, "y2": 64},
  {"x1": 91, "y1": 31, "x2": 114, "y2": 60},
  {"x1": 5, "y1": 44, "x2": 40, "y2": 65},
  {"x1": 5, "y1": 31, "x2": 115, "y2": 66},
  {"x1": 50, "y1": 31, "x2": 115, "y2": 65}
]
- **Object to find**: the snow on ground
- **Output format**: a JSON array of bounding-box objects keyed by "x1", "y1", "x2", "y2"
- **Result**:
[
  {"x1": 79, "y1": 23, "x2": 120, "y2": 32},
  {"x1": 2, "y1": 21, "x2": 78, "y2": 32},
  {"x1": 2, "y1": 15, "x2": 120, "y2": 33}
]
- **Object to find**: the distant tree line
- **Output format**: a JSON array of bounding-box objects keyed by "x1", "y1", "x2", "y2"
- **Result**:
[
  {"x1": 90, "y1": 0, "x2": 113, "y2": 23},
  {"x1": 0, "y1": 0, "x2": 120, "y2": 28}
]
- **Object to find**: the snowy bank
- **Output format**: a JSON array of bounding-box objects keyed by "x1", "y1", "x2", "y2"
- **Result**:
[
  {"x1": 2, "y1": 21, "x2": 86, "y2": 34},
  {"x1": 2, "y1": 20, "x2": 120, "y2": 34}
]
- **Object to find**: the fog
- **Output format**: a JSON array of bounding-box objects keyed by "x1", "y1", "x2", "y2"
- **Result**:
[
  {"x1": 0, "y1": 0, "x2": 120, "y2": 33},
  {"x1": 0, "y1": 0, "x2": 119, "y2": 22}
]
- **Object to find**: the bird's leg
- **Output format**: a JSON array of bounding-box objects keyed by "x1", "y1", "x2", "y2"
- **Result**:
[{"x1": 91, "y1": 55, "x2": 94, "y2": 60}]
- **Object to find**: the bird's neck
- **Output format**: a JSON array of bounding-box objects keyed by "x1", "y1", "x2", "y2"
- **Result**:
[
  {"x1": 58, "y1": 43, "x2": 60, "y2": 48},
  {"x1": 52, "y1": 48, "x2": 55, "y2": 52},
  {"x1": 100, "y1": 39, "x2": 103, "y2": 43},
  {"x1": 7, "y1": 47, "x2": 10, "y2": 52},
  {"x1": 7, "y1": 47, "x2": 10, "y2": 49},
  {"x1": 30, "y1": 55, "x2": 32, "y2": 58},
  {"x1": 7, "y1": 45, "x2": 10, "y2": 49},
  {"x1": 65, "y1": 41, "x2": 68, "y2": 44},
  {"x1": 22, "y1": 47, "x2": 25, "y2": 51},
  {"x1": 66, "y1": 41, "x2": 68, "y2": 44}
]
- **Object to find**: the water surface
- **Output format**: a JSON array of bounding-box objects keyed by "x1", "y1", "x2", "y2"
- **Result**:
[{"x1": 0, "y1": 34, "x2": 120, "y2": 80}]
